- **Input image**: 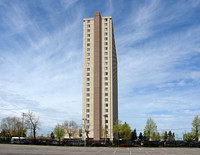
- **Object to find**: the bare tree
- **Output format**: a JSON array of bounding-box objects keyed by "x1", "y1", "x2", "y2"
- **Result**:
[
  {"x1": 24, "y1": 111, "x2": 40, "y2": 140},
  {"x1": 1, "y1": 117, "x2": 13, "y2": 137},
  {"x1": 15, "y1": 121, "x2": 26, "y2": 137},
  {"x1": 63, "y1": 120, "x2": 78, "y2": 138},
  {"x1": 1, "y1": 117, "x2": 26, "y2": 137}
]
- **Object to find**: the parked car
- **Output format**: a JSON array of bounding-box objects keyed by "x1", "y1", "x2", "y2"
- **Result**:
[
  {"x1": 11, "y1": 137, "x2": 26, "y2": 144},
  {"x1": 120, "y1": 141, "x2": 136, "y2": 147}
]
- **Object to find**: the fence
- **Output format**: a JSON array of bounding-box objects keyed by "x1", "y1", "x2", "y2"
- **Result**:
[{"x1": 0, "y1": 138, "x2": 200, "y2": 147}]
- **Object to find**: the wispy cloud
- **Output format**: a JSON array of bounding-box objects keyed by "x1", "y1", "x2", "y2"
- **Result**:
[
  {"x1": 0, "y1": 0, "x2": 199, "y2": 138},
  {"x1": 0, "y1": 0, "x2": 83, "y2": 134},
  {"x1": 114, "y1": 0, "x2": 200, "y2": 137}
]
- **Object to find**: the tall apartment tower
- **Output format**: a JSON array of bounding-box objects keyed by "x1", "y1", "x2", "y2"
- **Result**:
[{"x1": 82, "y1": 12, "x2": 118, "y2": 141}]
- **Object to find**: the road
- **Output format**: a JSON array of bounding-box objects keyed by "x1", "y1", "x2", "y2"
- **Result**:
[{"x1": 0, "y1": 144, "x2": 200, "y2": 155}]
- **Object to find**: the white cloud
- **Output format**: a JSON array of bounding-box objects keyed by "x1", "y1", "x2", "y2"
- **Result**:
[
  {"x1": 60, "y1": 0, "x2": 78, "y2": 10},
  {"x1": 0, "y1": 1, "x2": 84, "y2": 133},
  {"x1": 0, "y1": 0, "x2": 199, "y2": 137},
  {"x1": 113, "y1": 0, "x2": 200, "y2": 137}
]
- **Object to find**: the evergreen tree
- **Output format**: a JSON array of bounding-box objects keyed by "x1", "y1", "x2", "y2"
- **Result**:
[
  {"x1": 168, "y1": 131, "x2": 172, "y2": 141},
  {"x1": 139, "y1": 132, "x2": 144, "y2": 141},
  {"x1": 163, "y1": 131, "x2": 168, "y2": 141},
  {"x1": 156, "y1": 132, "x2": 160, "y2": 141},
  {"x1": 172, "y1": 132, "x2": 175, "y2": 140},
  {"x1": 131, "y1": 129, "x2": 137, "y2": 141},
  {"x1": 50, "y1": 132, "x2": 55, "y2": 139},
  {"x1": 152, "y1": 132, "x2": 156, "y2": 141}
]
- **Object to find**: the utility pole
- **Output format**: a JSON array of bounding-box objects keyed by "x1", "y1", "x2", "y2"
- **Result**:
[
  {"x1": 104, "y1": 114, "x2": 108, "y2": 144},
  {"x1": 22, "y1": 112, "x2": 25, "y2": 136},
  {"x1": 82, "y1": 118, "x2": 87, "y2": 147},
  {"x1": 19, "y1": 112, "x2": 25, "y2": 144}
]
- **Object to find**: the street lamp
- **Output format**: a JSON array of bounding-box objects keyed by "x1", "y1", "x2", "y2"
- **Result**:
[
  {"x1": 104, "y1": 114, "x2": 108, "y2": 144},
  {"x1": 82, "y1": 118, "x2": 87, "y2": 147}
]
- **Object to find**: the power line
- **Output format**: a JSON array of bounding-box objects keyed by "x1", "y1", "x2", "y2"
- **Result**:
[{"x1": 136, "y1": 128, "x2": 191, "y2": 132}]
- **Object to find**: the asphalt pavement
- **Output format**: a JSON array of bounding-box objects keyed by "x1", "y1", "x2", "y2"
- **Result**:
[{"x1": 0, "y1": 144, "x2": 200, "y2": 155}]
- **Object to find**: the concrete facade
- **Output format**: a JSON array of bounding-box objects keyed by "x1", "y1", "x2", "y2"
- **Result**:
[{"x1": 82, "y1": 12, "x2": 118, "y2": 141}]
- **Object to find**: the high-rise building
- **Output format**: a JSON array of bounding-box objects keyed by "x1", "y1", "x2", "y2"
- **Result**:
[{"x1": 82, "y1": 12, "x2": 118, "y2": 141}]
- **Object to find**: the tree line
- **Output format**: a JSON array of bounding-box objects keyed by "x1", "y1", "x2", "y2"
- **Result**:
[
  {"x1": 113, "y1": 116, "x2": 200, "y2": 142},
  {"x1": 0, "y1": 111, "x2": 39, "y2": 140},
  {"x1": 113, "y1": 118, "x2": 175, "y2": 141},
  {"x1": 0, "y1": 112, "x2": 81, "y2": 143},
  {"x1": 1, "y1": 111, "x2": 200, "y2": 142}
]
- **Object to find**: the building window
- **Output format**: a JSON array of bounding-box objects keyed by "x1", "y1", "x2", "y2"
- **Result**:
[
  {"x1": 86, "y1": 104, "x2": 90, "y2": 107},
  {"x1": 86, "y1": 98, "x2": 90, "y2": 102},
  {"x1": 86, "y1": 83, "x2": 90, "y2": 86},
  {"x1": 87, "y1": 43, "x2": 90, "y2": 47},
  {"x1": 87, "y1": 68, "x2": 90, "y2": 71},
  {"x1": 105, "y1": 93, "x2": 108, "y2": 96},
  {"x1": 87, "y1": 63, "x2": 90, "y2": 66},
  {"x1": 105, "y1": 52, "x2": 108, "y2": 55},
  {"x1": 87, "y1": 24, "x2": 90, "y2": 28},
  {"x1": 105, "y1": 104, "x2": 108, "y2": 107},
  {"x1": 105, "y1": 62, "x2": 108, "y2": 65},
  {"x1": 105, "y1": 82, "x2": 108, "y2": 86},
  {"x1": 86, "y1": 93, "x2": 90, "y2": 97},
  {"x1": 87, "y1": 29, "x2": 90, "y2": 32},
  {"x1": 87, "y1": 20, "x2": 90, "y2": 23},
  {"x1": 87, "y1": 120, "x2": 89, "y2": 123},
  {"x1": 87, "y1": 34, "x2": 90, "y2": 37},
  {"x1": 105, "y1": 67, "x2": 108, "y2": 70},
  {"x1": 87, "y1": 58, "x2": 90, "y2": 61},
  {"x1": 105, "y1": 18, "x2": 107, "y2": 21},
  {"x1": 87, "y1": 78, "x2": 90, "y2": 81},
  {"x1": 86, "y1": 73, "x2": 90, "y2": 76},
  {"x1": 105, "y1": 28, "x2": 107, "y2": 31},
  {"x1": 105, "y1": 37, "x2": 108, "y2": 40},
  {"x1": 105, "y1": 42, "x2": 108, "y2": 45},
  {"x1": 105, "y1": 72, "x2": 108, "y2": 75},
  {"x1": 105, "y1": 47, "x2": 108, "y2": 50},
  {"x1": 87, "y1": 38, "x2": 90, "y2": 42},
  {"x1": 87, "y1": 88, "x2": 90, "y2": 91},
  {"x1": 105, "y1": 23, "x2": 107, "y2": 26},
  {"x1": 105, "y1": 57, "x2": 108, "y2": 60},
  {"x1": 105, "y1": 120, "x2": 108, "y2": 123},
  {"x1": 86, "y1": 109, "x2": 90, "y2": 112},
  {"x1": 105, "y1": 87, "x2": 108, "y2": 91},
  {"x1": 87, "y1": 114, "x2": 90, "y2": 118},
  {"x1": 105, "y1": 77, "x2": 108, "y2": 80},
  {"x1": 87, "y1": 53, "x2": 90, "y2": 56},
  {"x1": 105, "y1": 98, "x2": 108, "y2": 101},
  {"x1": 87, "y1": 48, "x2": 90, "y2": 51},
  {"x1": 105, "y1": 109, "x2": 108, "y2": 112},
  {"x1": 105, "y1": 32, "x2": 108, "y2": 36}
]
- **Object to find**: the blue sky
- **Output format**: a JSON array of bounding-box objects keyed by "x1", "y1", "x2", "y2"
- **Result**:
[{"x1": 0, "y1": 0, "x2": 200, "y2": 139}]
